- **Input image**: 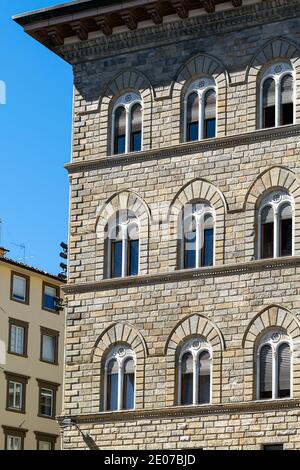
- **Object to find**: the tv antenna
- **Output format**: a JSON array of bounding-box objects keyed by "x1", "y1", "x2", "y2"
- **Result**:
[{"x1": 10, "y1": 242, "x2": 26, "y2": 263}]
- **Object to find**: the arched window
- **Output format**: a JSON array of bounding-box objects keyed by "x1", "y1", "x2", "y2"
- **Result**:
[
  {"x1": 181, "y1": 201, "x2": 215, "y2": 269},
  {"x1": 112, "y1": 92, "x2": 143, "y2": 155},
  {"x1": 107, "y1": 211, "x2": 139, "y2": 278},
  {"x1": 258, "y1": 191, "x2": 293, "y2": 260},
  {"x1": 260, "y1": 62, "x2": 294, "y2": 129},
  {"x1": 184, "y1": 78, "x2": 216, "y2": 142},
  {"x1": 178, "y1": 338, "x2": 211, "y2": 406},
  {"x1": 104, "y1": 345, "x2": 136, "y2": 411},
  {"x1": 257, "y1": 330, "x2": 292, "y2": 400}
]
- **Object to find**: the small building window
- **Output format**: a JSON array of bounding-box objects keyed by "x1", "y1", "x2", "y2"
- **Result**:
[
  {"x1": 181, "y1": 201, "x2": 215, "y2": 270},
  {"x1": 112, "y1": 92, "x2": 143, "y2": 155},
  {"x1": 258, "y1": 191, "x2": 293, "y2": 260},
  {"x1": 8, "y1": 318, "x2": 28, "y2": 357},
  {"x1": 37, "y1": 380, "x2": 59, "y2": 419},
  {"x1": 260, "y1": 62, "x2": 294, "y2": 129},
  {"x1": 2, "y1": 426, "x2": 27, "y2": 450},
  {"x1": 10, "y1": 272, "x2": 29, "y2": 304},
  {"x1": 34, "y1": 432, "x2": 58, "y2": 451},
  {"x1": 40, "y1": 327, "x2": 59, "y2": 364},
  {"x1": 106, "y1": 211, "x2": 139, "y2": 279},
  {"x1": 42, "y1": 283, "x2": 59, "y2": 312},
  {"x1": 104, "y1": 345, "x2": 136, "y2": 411},
  {"x1": 184, "y1": 77, "x2": 216, "y2": 142},
  {"x1": 178, "y1": 338, "x2": 211, "y2": 406},
  {"x1": 257, "y1": 330, "x2": 292, "y2": 400},
  {"x1": 5, "y1": 372, "x2": 29, "y2": 413},
  {"x1": 263, "y1": 444, "x2": 284, "y2": 450}
]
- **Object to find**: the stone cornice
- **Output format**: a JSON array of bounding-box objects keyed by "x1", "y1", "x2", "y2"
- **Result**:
[
  {"x1": 58, "y1": 399, "x2": 300, "y2": 425},
  {"x1": 62, "y1": 256, "x2": 300, "y2": 295},
  {"x1": 59, "y1": 0, "x2": 300, "y2": 64},
  {"x1": 65, "y1": 124, "x2": 300, "y2": 174}
]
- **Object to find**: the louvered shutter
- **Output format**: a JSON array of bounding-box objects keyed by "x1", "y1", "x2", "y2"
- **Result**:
[
  {"x1": 278, "y1": 343, "x2": 291, "y2": 398},
  {"x1": 263, "y1": 78, "x2": 276, "y2": 107},
  {"x1": 204, "y1": 90, "x2": 216, "y2": 120},
  {"x1": 259, "y1": 345, "x2": 273, "y2": 399},
  {"x1": 198, "y1": 351, "x2": 211, "y2": 404},
  {"x1": 281, "y1": 75, "x2": 293, "y2": 105}
]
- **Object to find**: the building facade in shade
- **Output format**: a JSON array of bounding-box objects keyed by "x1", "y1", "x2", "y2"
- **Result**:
[
  {"x1": 0, "y1": 248, "x2": 65, "y2": 450},
  {"x1": 14, "y1": 0, "x2": 300, "y2": 450}
]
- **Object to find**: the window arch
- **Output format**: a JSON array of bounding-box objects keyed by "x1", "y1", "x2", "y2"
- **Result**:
[
  {"x1": 184, "y1": 78, "x2": 216, "y2": 142},
  {"x1": 106, "y1": 210, "x2": 139, "y2": 278},
  {"x1": 112, "y1": 92, "x2": 143, "y2": 155},
  {"x1": 260, "y1": 62, "x2": 295, "y2": 129},
  {"x1": 178, "y1": 337, "x2": 211, "y2": 406},
  {"x1": 181, "y1": 201, "x2": 215, "y2": 269},
  {"x1": 257, "y1": 330, "x2": 292, "y2": 400},
  {"x1": 257, "y1": 191, "x2": 294, "y2": 260},
  {"x1": 104, "y1": 344, "x2": 136, "y2": 411}
]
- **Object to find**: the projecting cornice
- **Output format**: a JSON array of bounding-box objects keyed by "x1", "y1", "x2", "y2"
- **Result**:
[
  {"x1": 65, "y1": 124, "x2": 300, "y2": 174},
  {"x1": 62, "y1": 256, "x2": 300, "y2": 295},
  {"x1": 58, "y1": 398, "x2": 300, "y2": 425},
  {"x1": 13, "y1": 0, "x2": 300, "y2": 64}
]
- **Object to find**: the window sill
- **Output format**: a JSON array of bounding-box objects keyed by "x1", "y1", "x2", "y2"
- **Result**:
[
  {"x1": 7, "y1": 351, "x2": 28, "y2": 359},
  {"x1": 6, "y1": 407, "x2": 26, "y2": 414},
  {"x1": 63, "y1": 256, "x2": 300, "y2": 295}
]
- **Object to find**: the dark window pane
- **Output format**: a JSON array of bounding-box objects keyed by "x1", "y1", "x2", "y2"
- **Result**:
[
  {"x1": 44, "y1": 285, "x2": 57, "y2": 311},
  {"x1": 107, "y1": 360, "x2": 118, "y2": 411},
  {"x1": 114, "y1": 106, "x2": 126, "y2": 154},
  {"x1": 181, "y1": 352, "x2": 193, "y2": 405},
  {"x1": 198, "y1": 351, "x2": 210, "y2": 404},
  {"x1": 111, "y1": 240, "x2": 122, "y2": 278},
  {"x1": 123, "y1": 359, "x2": 135, "y2": 410},
  {"x1": 261, "y1": 223, "x2": 274, "y2": 259},
  {"x1": 263, "y1": 78, "x2": 276, "y2": 128},
  {"x1": 204, "y1": 119, "x2": 216, "y2": 139},
  {"x1": 263, "y1": 444, "x2": 284, "y2": 450},
  {"x1": 187, "y1": 93, "x2": 199, "y2": 142},
  {"x1": 130, "y1": 104, "x2": 142, "y2": 152},
  {"x1": 279, "y1": 203, "x2": 292, "y2": 257},
  {"x1": 204, "y1": 90, "x2": 216, "y2": 139},
  {"x1": 281, "y1": 75, "x2": 293, "y2": 126},
  {"x1": 278, "y1": 343, "x2": 291, "y2": 398},
  {"x1": 202, "y1": 228, "x2": 214, "y2": 267},
  {"x1": 184, "y1": 233, "x2": 196, "y2": 269},
  {"x1": 128, "y1": 239, "x2": 139, "y2": 276},
  {"x1": 259, "y1": 345, "x2": 272, "y2": 399}
]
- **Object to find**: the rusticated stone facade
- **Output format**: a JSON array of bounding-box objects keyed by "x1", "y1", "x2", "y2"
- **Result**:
[{"x1": 15, "y1": 0, "x2": 300, "y2": 449}]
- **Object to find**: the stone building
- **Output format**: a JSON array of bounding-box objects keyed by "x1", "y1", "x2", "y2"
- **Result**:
[
  {"x1": 14, "y1": 0, "x2": 300, "y2": 450},
  {"x1": 0, "y1": 248, "x2": 65, "y2": 450}
]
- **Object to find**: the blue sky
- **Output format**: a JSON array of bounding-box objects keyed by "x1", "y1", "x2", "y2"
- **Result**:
[{"x1": 0, "y1": 1, "x2": 72, "y2": 275}]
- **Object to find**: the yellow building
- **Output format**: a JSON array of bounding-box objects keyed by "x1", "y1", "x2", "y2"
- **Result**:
[{"x1": 0, "y1": 247, "x2": 65, "y2": 450}]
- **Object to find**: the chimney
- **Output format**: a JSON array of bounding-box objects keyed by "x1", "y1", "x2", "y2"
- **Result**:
[{"x1": 0, "y1": 247, "x2": 9, "y2": 258}]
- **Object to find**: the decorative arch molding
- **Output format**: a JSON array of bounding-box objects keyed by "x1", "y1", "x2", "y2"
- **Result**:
[
  {"x1": 91, "y1": 322, "x2": 147, "y2": 411},
  {"x1": 246, "y1": 37, "x2": 300, "y2": 81},
  {"x1": 244, "y1": 166, "x2": 300, "y2": 209},
  {"x1": 243, "y1": 305, "x2": 300, "y2": 401},
  {"x1": 168, "y1": 178, "x2": 227, "y2": 267},
  {"x1": 165, "y1": 314, "x2": 224, "y2": 406},
  {"x1": 170, "y1": 53, "x2": 229, "y2": 142},
  {"x1": 91, "y1": 321, "x2": 148, "y2": 363},
  {"x1": 98, "y1": 69, "x2": 154, "y2": 154},
  {"x1": 95, "y1": 190, "x2": 151, "y2": 278}
]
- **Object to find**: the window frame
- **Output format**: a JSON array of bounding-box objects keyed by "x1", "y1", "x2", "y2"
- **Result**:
[
  {"x1": 8, "y1": 318, "x2": 29, "y2": 357},
  {"x1": 256, "y1": 331, "x2": 293, "y2": 401},
  {"x1": 257, "y1": 191, "x2": 294, "y2": 260},
  {"x1": 107, "y1": 214, "x2": 140, "y2": 279},
  {"x1": 10, "y1": 271, "x2": 30, "y2": 305},
  {"x1": 42, "y1": 281, "x2": 59, "y2": 314},
  {"x1": 180, "y1": 202, "x2": 215, "y2": 270},
  {"x1": 111, "y1": 92, "x2": 143, "y2": 155},
  {"x1": 40, "y1": 327, "x2": 59, "y2": 365},
  {"x1": 34, "y1": 431, "x2": 58, "y2": 450},
  {"x1": 259, "y1": 62, "x2": 295, "y2": 129},
  {"x1": 2, "y1": 426, "x2": 28, "y2": 450},
  {"x1": 177, "y1": 338, "x2": 212, "y2": 406},
  {"x1": 183, "y1": 77, "x2": 217, "y2": 143},
  {"x1": 37, "y1": 379, "x2": 59, "y2": 420},
  {"x1": 104, "y1": 345, "x2": 136, "y2": 412},
  {"x1": 5, "y1": 372, "x2": 29, "y2": 414}
]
